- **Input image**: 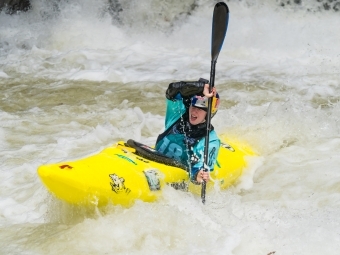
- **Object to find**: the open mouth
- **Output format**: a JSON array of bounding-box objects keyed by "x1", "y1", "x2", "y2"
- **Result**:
[{"x1": 190, "y1": 114, "x2": 198, "y2": 121}]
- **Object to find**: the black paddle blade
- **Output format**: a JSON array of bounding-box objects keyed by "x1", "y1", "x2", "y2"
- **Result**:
[{"x1": 211, "y1": 2, "x2": 229, "y2": 62}]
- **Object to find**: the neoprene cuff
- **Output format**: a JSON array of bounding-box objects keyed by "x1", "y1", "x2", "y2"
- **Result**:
[{"x1": 166, "y1": 81, "x2": 205, "y2": 100}]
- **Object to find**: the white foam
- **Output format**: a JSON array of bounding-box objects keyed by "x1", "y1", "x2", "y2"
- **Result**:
[{"x1": 1, "y1": 0, "x2": 340, "y2": 254}]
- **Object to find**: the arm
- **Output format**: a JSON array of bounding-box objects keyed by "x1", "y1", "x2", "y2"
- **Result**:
[
  {"x1": 163, "y1": 79, "x2": 211, "y2": 127},
  {"x1": 190, "y1": 134, "x2": 220, "y2": 184},
  {"x1": 163, "y1": 98, "x2": 186, "y2": 130}
]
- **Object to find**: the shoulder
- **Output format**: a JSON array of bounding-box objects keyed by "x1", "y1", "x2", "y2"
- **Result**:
[
  {"x1": 195, "y1": 132, "x2": 220, "y2": 150},
  {"x1": 209, "y1": 130, "x2": 220, "y2": 142}
]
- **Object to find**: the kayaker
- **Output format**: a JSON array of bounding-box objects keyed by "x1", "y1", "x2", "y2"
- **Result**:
[{"x1": 155, "y1": 78, "x2": 220, "y2": 185}]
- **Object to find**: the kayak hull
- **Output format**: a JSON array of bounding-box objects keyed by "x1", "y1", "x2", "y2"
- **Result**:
[{"x1": 38, "y1": 138, "x2": 254, "y2": 207}]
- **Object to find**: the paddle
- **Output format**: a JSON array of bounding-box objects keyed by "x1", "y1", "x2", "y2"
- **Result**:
[{"x1": 201, "y1": 2, "x2": 229, "y2": 204}]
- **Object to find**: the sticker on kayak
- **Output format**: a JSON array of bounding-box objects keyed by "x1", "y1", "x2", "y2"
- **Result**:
[
  {"x1": 167, "y1": 181, "x2": 188, "y2": 192},
  {"x1": 59, "y1": 164, "x2": 73, "y2": 170},
  {"x1": 136, "y1": 157, "x2": 150, "y2": 163},
  {"x1": 109, "y1": 174, "x2": 131, "y2": 194},
  {"x1": 221, "y1": 142, "x2": 235, "y2": 152},
  {"x1": 114, "y1": 154, "x2": 137, "y2": 165},
  {"x1": 143, "y1": 169, "x2": 161, "y2": 191}
]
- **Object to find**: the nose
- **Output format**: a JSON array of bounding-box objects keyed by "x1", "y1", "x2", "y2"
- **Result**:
[{"x1": 191, "y1": 106, "x2": 200, "y2": 113}]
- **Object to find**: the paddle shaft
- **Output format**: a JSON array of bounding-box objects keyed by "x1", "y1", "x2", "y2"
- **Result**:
[
  {"x1": 201, "y1": 60, "x2": 216, "y2": 204},
  {"x1": 201, "y1": 2, "x2": 229, "y2": 204}
]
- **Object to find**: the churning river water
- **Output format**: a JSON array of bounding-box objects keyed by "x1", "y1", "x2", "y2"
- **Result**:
[{"x1": 1, "y1": 0, "x2": 340, "y2": 254}]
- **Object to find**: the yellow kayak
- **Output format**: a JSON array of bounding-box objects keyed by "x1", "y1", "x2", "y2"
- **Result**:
[{"x1": 37, "y1": 137, "x2": 255, "y2": 207}]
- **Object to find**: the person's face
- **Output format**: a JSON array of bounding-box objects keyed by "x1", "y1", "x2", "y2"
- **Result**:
[{"x1": 189, "y1": 105, "x2": 207, "y2": 125}]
